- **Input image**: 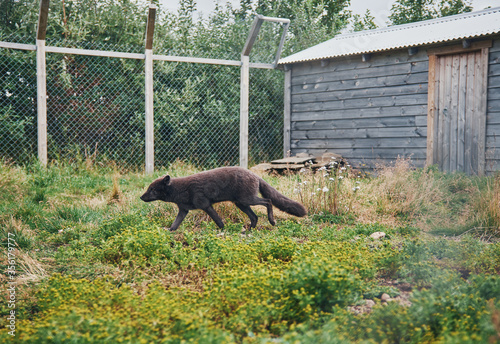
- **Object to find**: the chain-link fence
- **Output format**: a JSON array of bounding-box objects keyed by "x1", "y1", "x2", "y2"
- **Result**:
[
  {"x1": 0, "y1": 46, "x2": 37, "y2": 163},
  {"x1": 45, "y1": 49, "x2": 146, "y2": 165},
  {"x1": 0, "y1": 39, "x2": 284, "y2": 169}
]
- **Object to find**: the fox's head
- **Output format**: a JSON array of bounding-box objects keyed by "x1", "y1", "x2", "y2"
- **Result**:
[{"x1": 140, "y1": 175, "x2": 171, "y2": 202}]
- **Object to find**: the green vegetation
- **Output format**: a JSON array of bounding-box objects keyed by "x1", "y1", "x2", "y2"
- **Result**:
[
  {"x1": 1, "y1": 158, "x2": 499, "y2": 343},
  {"x1": 389, "y1": 0, "x2": 473, "y2": 25}
]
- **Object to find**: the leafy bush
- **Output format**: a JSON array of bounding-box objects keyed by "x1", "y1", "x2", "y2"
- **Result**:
[
  {"x1": 276, "y1": 257, "x2": 363, "y2": 321},
  {"x1": 0, "y1": 106, "x2": 33, "y2": 162},
  {"x1": 398, "y1": 239, "x2": 442, "y2": 286}
]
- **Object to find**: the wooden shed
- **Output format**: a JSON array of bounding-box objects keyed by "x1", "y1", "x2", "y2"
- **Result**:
[{"x1": 278, "y1": 7, "x2": 500, "y2": 175}]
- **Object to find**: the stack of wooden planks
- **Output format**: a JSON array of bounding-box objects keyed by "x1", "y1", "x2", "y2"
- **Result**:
[{"x1": 251, "y1": 153, "x2": 345, "y2": 174}]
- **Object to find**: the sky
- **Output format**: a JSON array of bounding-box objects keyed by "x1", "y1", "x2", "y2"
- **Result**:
[{"x1": 160, "y1": 0, "x2": 500, "y2": 27}]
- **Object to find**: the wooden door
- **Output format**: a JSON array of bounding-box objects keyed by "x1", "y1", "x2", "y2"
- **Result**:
[{"x1": 427, "y1": 41, "x2": 490, "y2": 175}]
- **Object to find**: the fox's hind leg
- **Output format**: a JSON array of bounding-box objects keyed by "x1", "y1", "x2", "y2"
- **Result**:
[
  {"x1": 203, "y1": 205, "x2": 224, "y2": 229},
  {"x1": 235, "y1": 203, "x2": 258, "y2": 229},
  {"x1": 242, "y1": 196, "x2": 276, "y2": 226}
]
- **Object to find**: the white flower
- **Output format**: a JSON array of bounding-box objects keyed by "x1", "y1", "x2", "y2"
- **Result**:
[
  {"x1": 311, "y1": 192, "x2": 316, "y2": 196},
  {"x1": 353, "y1": 186, "x2": 360, "y2": 191},
  {"x1": 318, "y1": 166, "x2": 327, "y2": 171},
  {"x1": 58, "y1": 229, "x2": 64, "y2": 233},
  {"x1": 322, "y1": 187, "x2": 329, "y2": 192},
  {"x1": 339, "y1": 176, "x2": 344, "y2": 179},
  {"x1": 303, "y1": 181, "x2": 308, "y2": 185},
  {"x1": 341, "y1": 167, "x2": 346, "y2": 171},
  {"x1": 316, "y1": 188, "x2": 321, "y2": 191},
  {"x1": 323, "y1": 173, "x2": 328, "y2": 177},
  {"x1": 329, "y1": 178, "x2": 335, "y2": 181},
  {"x1": 300, "y1": 168, "x2": 306, "y2": 173}
]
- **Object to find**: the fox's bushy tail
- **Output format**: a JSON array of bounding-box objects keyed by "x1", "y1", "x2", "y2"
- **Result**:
[{"x1": 258, "y1": 179, "x2": 307, "y2": 217}]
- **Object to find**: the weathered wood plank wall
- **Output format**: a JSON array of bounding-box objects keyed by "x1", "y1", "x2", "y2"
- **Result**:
[{"x1": 289, "y1": 48, "x2": 429, "y2": 169}]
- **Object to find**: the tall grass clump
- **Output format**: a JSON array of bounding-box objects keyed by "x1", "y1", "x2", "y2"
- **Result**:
[
  {"x1": 0, "y1": 159, "x2": 26, "y2": 204},
  {"x1": 356, "y1": 157, "x2": 482, "y2": 232},
  {"x1": 369, "y1": 158, "x2": 446, "y2": 220},
  {"x1": 292, "y1": 159, "x2": 360, "y2": 216},
  {"x1": 472, "y1": 174, "x2": 500, "y2": 234},
  {"x1": 108, "y1": 172, "x2": 123, "y2": 204}
]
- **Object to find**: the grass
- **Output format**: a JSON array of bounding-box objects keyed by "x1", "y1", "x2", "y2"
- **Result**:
[{"x1": 0, "y1": 157, "x2": 499, "y2": 343}]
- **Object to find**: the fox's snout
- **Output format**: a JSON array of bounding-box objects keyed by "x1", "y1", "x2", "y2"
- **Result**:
[{"x1": 140, "y1": 192, "x2": 153, "y2": 202}]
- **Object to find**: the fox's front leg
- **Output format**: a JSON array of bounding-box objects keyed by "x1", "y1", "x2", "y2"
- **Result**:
[
  {"x1": 203, "y1": 205, "x2": 224, "y2": 229},
  {"x1": 169, "y1": 208, "x2": 189, "y2": 231}
]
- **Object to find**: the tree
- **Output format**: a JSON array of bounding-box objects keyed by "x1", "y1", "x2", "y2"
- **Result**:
[
  {"x1": 255, "y1": 0, "x2": 351, "y2": 34},
  {"x1": 0, "y1": 0, "x2": 26, "y2": 33},
  {"x1": 389, "y1": 0, "x2": 473, "y2": 26},
  {"x1": 438, "y1": 0, "x2": 473, "y2": 17},
  {"x1": 352, "y1": 9, "x2": 378, "y2": 32},
  {"x1": 254, "y1": 0, "x2": 352, "y2": 52}
]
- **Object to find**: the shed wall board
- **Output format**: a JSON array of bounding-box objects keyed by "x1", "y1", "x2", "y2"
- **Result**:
[{"x1": 486, "y1": 37, "x2": 500, "y2": 172}]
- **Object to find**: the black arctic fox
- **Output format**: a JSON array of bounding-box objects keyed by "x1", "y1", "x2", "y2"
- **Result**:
[{"x1": 140, "y1": 166, "x2": 307, "y2": 231}]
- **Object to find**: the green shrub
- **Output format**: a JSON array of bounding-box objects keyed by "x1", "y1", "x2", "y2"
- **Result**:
[
  {"x1": 100, "y1": 226, "x2": 175, "y2": 265},
  {"x1": 93, "y1": 213, "x2": 148, "y2": 242},
  {"x1": 255, "y1": 236, "x2": 298, "y2": 262},
  {"x1": 399, "y1": 239, "x2": 442, "y2": 286},
  {"x1": 276, "y1": 257, "x2": 363, "y2": 321}
]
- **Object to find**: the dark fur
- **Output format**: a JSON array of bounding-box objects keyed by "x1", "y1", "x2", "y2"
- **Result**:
[{"x1": 140, "y1": 166, "x2": 307, "y2": 231}]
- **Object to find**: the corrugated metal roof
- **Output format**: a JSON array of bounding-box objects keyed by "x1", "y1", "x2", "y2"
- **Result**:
[{"x1": 278, "y1": 7, "x2": 500, "y2": 65}]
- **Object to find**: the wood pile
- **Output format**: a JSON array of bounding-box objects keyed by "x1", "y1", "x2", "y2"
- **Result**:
[{"x1": 251, "y1": 153, "x2": 346, "y2": 174}]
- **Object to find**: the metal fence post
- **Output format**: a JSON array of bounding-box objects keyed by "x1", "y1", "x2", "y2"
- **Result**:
[
  {"x1": 37, "y1": 0, "x2": 49, "y2": 166},
  {"x1": 283, "y1": 67, "x2": 291, "y2": 157},
  {"x1": 240, "y1": 55, "x2": 250, "y2": 168},
  {"x1": 145, "y1": 5, "x2": 156, "y2": 174},
  {"x1": 240, "y1": 15, "x2": 289, "y2": 168},
  {"x1": 240, "y1": 15, "x2": 263, "y2": 169}
]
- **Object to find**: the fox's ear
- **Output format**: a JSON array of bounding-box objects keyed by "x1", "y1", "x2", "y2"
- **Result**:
[{"x1": 162, "y1": 175, "x2": 171, "y2": 185}]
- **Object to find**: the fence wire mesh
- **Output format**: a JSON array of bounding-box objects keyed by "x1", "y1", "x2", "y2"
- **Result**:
[
  {"x1": 0, "y1": 48, "x2": 37, "y2": 163},
  {"x1": 45, "y1": 52, "x2": 145, "y2": 165},
  {"x1": 249, "y1": 68, "x2": 284, "y2": 164},
  {"x1": 154, "y1": 62, "x2": 240, "y2": 167},
  {"x1": 0, "y1": 39, "x2": 284, "y2": 169}
]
